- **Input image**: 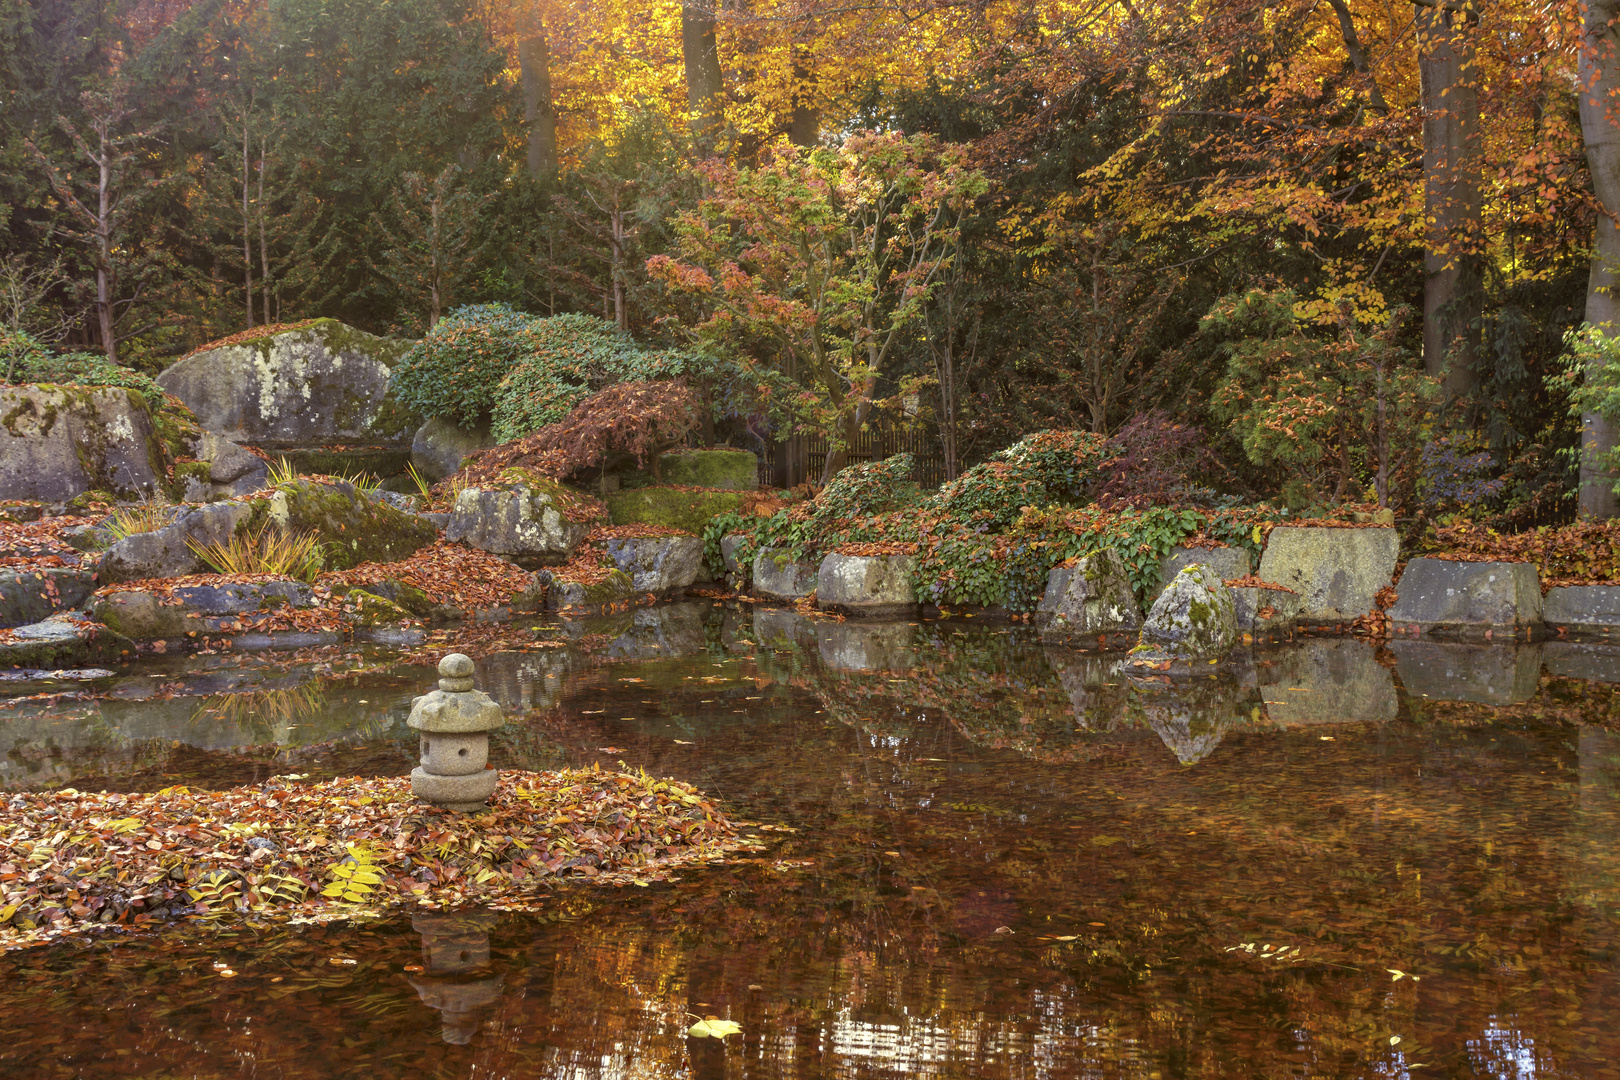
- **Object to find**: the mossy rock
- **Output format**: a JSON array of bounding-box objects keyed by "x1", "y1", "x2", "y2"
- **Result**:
[
  {"x1": 340, "y1": 589, "x2": 417, "y2": 629},
  {"x1": 244, "y1": 479, "x2": 438, "y2": 571},
  {"x1": 167, "y1": 460, "x2": 214, "y2": 502},
  {"x1": 547, "y1": 569, "x2": 635, "y2": 611},
  {"x1": 348, "y1": 579, "x2": 436, "y2": 618},
  {"x1": 606, "y1": 487, "x2": 744, "y2": 535},
  {"x1": 621, "y1": 449, "x2": 757, "y2": 491},
  {"x1": 279, "y1": 446, "x2": 412, "y2": 480}
]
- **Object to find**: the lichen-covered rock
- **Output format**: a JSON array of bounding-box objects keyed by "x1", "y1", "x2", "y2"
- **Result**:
[
  {"x1": 546, "y1": 569, "x2": 634, "y2": 611},
  {"x1": 172, "y1": 432, "x2": 269, "y2": 502},
  {"x1": 0, "y1": 615, "x2": 132, "y2": 668},
  {"x1": 1386, "y1": 558, "x2": 1542, "y2": 639},
  {"x1": 445, "y1": 472, "x2": 593, "y2": 565},
  {"x1": 1134, "y1": 564, "x2": 1237, "y2": 662},
  {"x1": 411, "y1": 416, "x2": 496, "y2": 483},
  {"x1": 0, "y1": 385, "x2": 167, "y2": 501},
  {"x1": 246, "y1": 479, "x2": 438, "y2": 571},
  {"x1": 816, "y1": 553, "x2": 917, "y2": 617},
  {"x1": 1152, "y1": 544, "x2": 1250, "y2": 601},
  {"x1": 606, "y1": 486, "x2": 745, "y2": 535},
  {"x1": 1036, "y1": 549, "x2": 1142, "y2": 642},
  {"x1": 604, "y1": 535, "x2": 703, "y2": 595},
  {"x1": 156, "y1": 320, "x2": 418, "y2": 447},
  {"x1": 1231, "y1": 585, "x2": 1302, "y2": 637},
  {"x1": 719, "y1": 534, "x2": 749, "y2": 589},
  {"x1": 753, "y1": 547, "x2": 818, "y2": 600},
  {"x1": 1257, "y1": 526, "x2": 1398, "y2": 623},
  {"x1": 0, "y1": 568, "x2": 98, "y2": 629},
  {"x1": 91, "y1": 581, "x2": 315, "y2": 641},
  {"x1": 97, "y1": 501, "x2": 252, "y2": 584}
]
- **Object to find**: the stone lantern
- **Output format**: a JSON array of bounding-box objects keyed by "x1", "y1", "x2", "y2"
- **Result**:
[
  {"x1": 408, "y1": 910, "x2": 505, "y2": 1044},
  {"x1": 409, "y1": 653, "x2": 505, "y2": 811}
]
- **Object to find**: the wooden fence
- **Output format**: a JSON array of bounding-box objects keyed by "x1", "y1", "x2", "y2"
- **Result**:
[{"x1": 760, "y1": 424, "x2": 946, "y2": 489}]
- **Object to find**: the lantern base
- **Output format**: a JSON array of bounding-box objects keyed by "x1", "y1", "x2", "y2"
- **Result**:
[{"x1": 411, "y1": 766, "x2": 498, "y2": 810}]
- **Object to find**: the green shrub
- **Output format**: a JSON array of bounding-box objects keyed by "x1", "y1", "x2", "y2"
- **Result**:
[
  {"x1": 2, "y1": 325, "x2": 166, "y2": 400},
  {"x1": 926, "y1": 430, "x2": 1109, "y2": 527},
  {"x1": 809, "y1": 454, "x2": 921, "y2": 523},
  {"x1": 388, "y1": 304, "x2": 581, "y2": 429}
]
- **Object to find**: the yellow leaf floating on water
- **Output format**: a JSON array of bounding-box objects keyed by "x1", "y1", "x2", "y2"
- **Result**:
[{"x1": 688, "y1": 1018, "x2": 743, "y2": 1039}]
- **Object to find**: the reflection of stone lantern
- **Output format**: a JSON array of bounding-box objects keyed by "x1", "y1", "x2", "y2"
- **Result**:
[
  {"x1": 408, "y1": 911, "x2": 505, "y2": 1044},
  {"x1": 409, "y1": 654, "x2": 506, "y2": 812}
]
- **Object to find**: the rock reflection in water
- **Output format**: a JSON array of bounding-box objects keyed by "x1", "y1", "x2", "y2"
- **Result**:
[
  {"x1": 408, "y1": 910, "x2": 504, "y2": 1045},
  {"x1": 1392, "y1": 639, "x2": 1543, "y2": 704},
  {"x1": 1130, "y1": 677, "x2": 1249, "y2": 765},
  {"x1": 817, "y1": 619, "x2": 916, "y2": 673},
  {"x1": 1260, "y1": 638, "x2": 1397, "y2": 724},
  {"x1": 559, "y1": 601, "x2": 709, "y2": 661}
]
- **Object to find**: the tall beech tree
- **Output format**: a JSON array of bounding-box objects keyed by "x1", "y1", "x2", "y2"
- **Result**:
[{"x1": 1581, "y1": 0, "x2": 1620, "y2": 519}]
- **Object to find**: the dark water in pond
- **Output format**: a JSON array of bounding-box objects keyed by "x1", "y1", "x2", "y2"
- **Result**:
[{"x1": 2, "y1": 601, "x2": 1620, "y2": 1079}]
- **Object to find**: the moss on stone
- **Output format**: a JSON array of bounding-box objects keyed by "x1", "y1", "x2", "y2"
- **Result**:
[
  {"x1": 167, "y1": 460, "x2": 213, "y2": 501},
  {"x1": 606, "y1": 487, "x2": 744, "y2": 535},
  {"x1": 285, "y1": 447, "x2": 411, "y2": 479},
  {"x1": 243, "y1": 479, "x2": 438, "y2": 571},
  {"x1": 622, "y1": 449, "x2": 757, "y2": 491},
  {"x1": 340, "y1": 589, "x2": 416, "y2": 628}
]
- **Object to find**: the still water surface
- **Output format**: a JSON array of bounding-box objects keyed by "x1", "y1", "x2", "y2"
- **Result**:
[{"x1": 1, "y1": 601, "x2": 1618, "y2": 1079}]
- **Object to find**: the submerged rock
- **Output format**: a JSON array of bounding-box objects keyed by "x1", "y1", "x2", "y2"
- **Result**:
[
  {"x1": 446, "y1": 471, "x2": 593, "y2": 566},
  {"x1": 816, "y1": 553, "x2": 917, "y2": 617},
  {"x1": 0, "y1": 385, "x2": 168, "y2": 502},
  {"x1": 1036, "y1": 548, "x2": 1142, "y2": 643},
  {"x1": 1132, "y1": 563, "x2": 1238, "y2": 663},
  {"x1": 604, "y1": 535, "x2": 703, "y2": 595},
  {"x1": 156, "y1": 320, "x2": 418, "y2": 447}
]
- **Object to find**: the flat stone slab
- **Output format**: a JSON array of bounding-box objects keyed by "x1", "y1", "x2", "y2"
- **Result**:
[
  {"x1": 604, "y1": 535, "x2": 703, "y2": 595},
  {"x1": 817, "y1": 553, "x2": 917, "y2": 617},
  {"x1": 0, "y1": 615, "x2": 133, "y2": 668},
  {"x1": 1258, "y1": 526, "x2": 1399, "y2": 624},
  {"x1": 1543, "y1": 585, "x2": 1620, "y2": 639},
  {"x1": 1231, "y1": 586, "x2": 1300, "y2": 638},
  {"x1": 753, "y1": 547, "x2": 820, "y2": 601},
  {"x1": 0, "y1": 568, "x2": 97, "y2": 629},
  {"x1": 1387, "y1": 558, "x2": 1542, "y2": 639},
  {"x1": 1390, "y1": 640, "x2": 1543, "y2": 705},
  {"x1": 1260, "y1": 639, "x2": 1397, "y2": 725},
  {"x1": 91, "y1": 581, "x2": 315, "y2": 641}
]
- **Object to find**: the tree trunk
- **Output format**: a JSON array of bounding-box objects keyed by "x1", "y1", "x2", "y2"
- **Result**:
[
  {"x1": 1581, "y1": 0, "x2": 1620, "y2": 518},
  {"x1": 1417, "y1": 3, "x2": 1482, "y2": 397},
  {"x1": 95, "y1": 122, "x2": 118, "y2": 367},
  {"x1": 787, "y1": 49, "x2": 818, "y2": 147},
  {"x1": 611, "y1": 207, "x2": 627, "y2": 330},
  {"x1": 242, "y1": 118, "x2": 254, "y2": 328},
  {"x1": 519, "y1": 6, "x2": 556, "y2": 176},
  {"x1": 682, "y1": 4, "x2": 725, "y2": 149},
  {"x1": 258, "y1": 136, "x2": 272, "y2": 323}
]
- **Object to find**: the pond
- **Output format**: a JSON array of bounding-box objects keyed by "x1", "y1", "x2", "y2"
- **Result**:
[{"x1": 2, "y1": 600, "x2": 1618, "y2": 1079}]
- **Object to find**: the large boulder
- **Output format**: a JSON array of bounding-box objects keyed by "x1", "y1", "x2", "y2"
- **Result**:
[
  {"x1": 1543, "y1": 585, "x2": 1620, "y2": 639},
  {"x1": 156, "y1": 320, "x2": 418, "y2": 448},
  {"x1": 1387, "y1": 558, "x2": 1542, "y2": 640},
  {"x1": 604, "y1": 535, "x2": 704, "y2": 595},
  {"x1": 1152, "y1": 544, "x2": 1250, "y2": 601},
  {"x1": 1390, "y1": 640, "x2": 1543, "y2": 705},
  {"x1": 1259, "y1": 638, "x2": 1397, "y2": 724},
  {"x1": 0, "y1": 385, "x2": 167, "y2": 501},
  {"x1": 816, "y1": 553, "x2": 917, "y2": 617},
  {"x1": 97, "y1": 501, "x2": 252, "y2": 584},
  {"x1": 411, "y1": 416, "x2": 496, "y2": 483},
  {"x1": 92, "y1": 580, "x2": 316, "y2": 641},
  {"x1": 753, "y1": 547, "x2": 819, "y2": 601},
  {"x1": 1132, "y1": 563, "x2": 1238, "y2": 663},
  {"x1": 446, "y1": 470, "x2": 594, "y2": 566},
  {"x1": 0, "y1": 568, "x2": 98, "y2": 629},
  {"x1": 1036, "y1": 549, "x2": 1142, "y2": 642},
  {"x1": 1257, "y1": 526, "x2": 1399, "y2": 624}
]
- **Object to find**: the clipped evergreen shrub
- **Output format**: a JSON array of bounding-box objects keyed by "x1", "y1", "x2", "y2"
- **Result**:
[{"x1": 926, "y1": 430, "x2": 1110, "y2": 527}]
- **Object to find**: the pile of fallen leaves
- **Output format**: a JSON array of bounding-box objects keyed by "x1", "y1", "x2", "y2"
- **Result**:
[
  {"x1": 1423, "y1": 520, "x2": 1620, "y2": 591},
  {"x1": 0, "y1": 767, "x2": 744, "y2": 949},
  {"x1": 833, "y1": 540, "x2": 918, "y2": 557},
  {"x1": 0, "y1": 515, "x2": 98, "y2": 569},
  {"x1": 588, "y1": 523, "x2": 693, "y2": 540},
  {"x1": 179, "y1": 320, "x2": 318, "y2": 362},
  {"x1": 321, "y1": 540, "x2": 534, "y2": 610},
  {"x1": 550, "y1": 542, "x2": 618, "y2": 586},
  {"x1": 1222, "y1": 576, "x2": 1296, "y2": 592}
]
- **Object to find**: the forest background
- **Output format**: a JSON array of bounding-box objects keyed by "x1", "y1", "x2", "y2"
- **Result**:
[{"x1": 0, "y1": 0, "x2": 1613, "y2": 526}]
